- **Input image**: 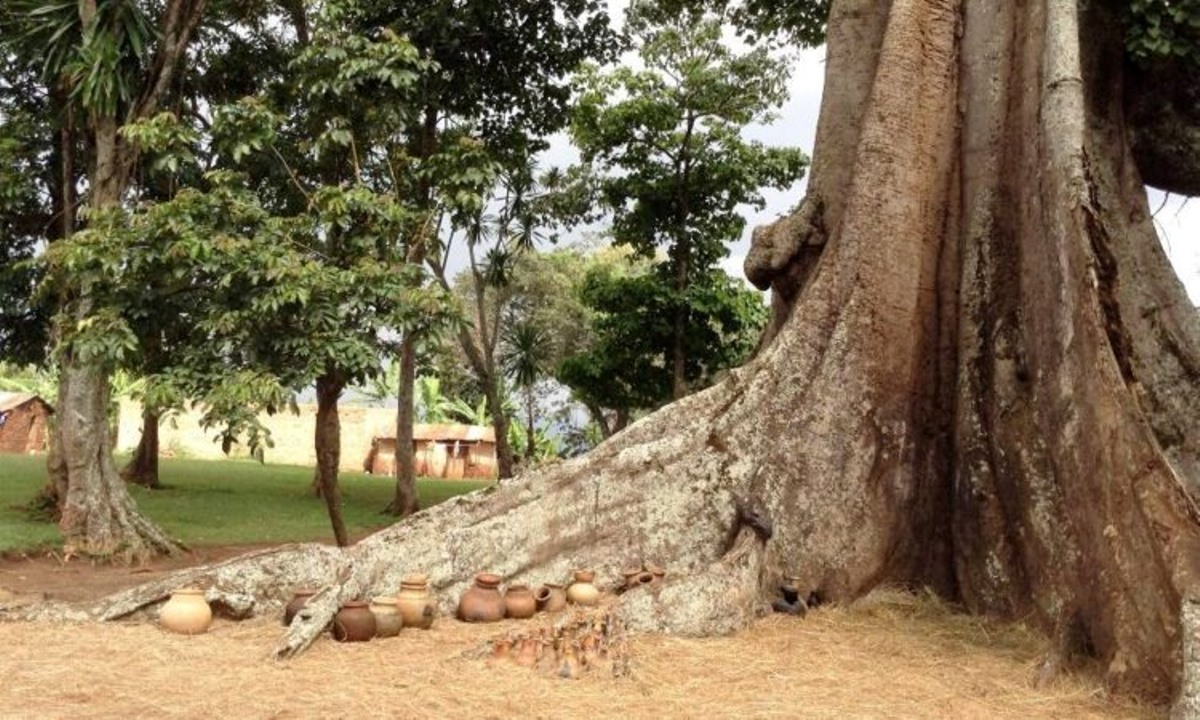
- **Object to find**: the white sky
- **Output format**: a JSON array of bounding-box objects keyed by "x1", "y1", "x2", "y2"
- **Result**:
[{"x1": 537, "y1": 30, "x2": 1200, "y2": 306}]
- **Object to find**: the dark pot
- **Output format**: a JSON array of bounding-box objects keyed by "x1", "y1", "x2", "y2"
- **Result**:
[
  {"x1": 458, "y1": 573, "x2": 506, "y2": 623},
  {"x1": 332, "y1": 600, "x2": 376, "y2": 642},
  {"x1": 283, "y1": 588, "x2": 316, "y2": 626}
]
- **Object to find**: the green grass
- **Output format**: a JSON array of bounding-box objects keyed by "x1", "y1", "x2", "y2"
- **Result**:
[{"x1": 0, "y1": 454, "x2": 491, "y2": 553}]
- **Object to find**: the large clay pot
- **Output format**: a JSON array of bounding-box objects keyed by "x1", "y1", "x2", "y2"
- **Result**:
[
  {"x1": 396, "y1": 574, "x2": 436, "y2": 630},
  {"x1": 535, "y1": 584, "x2": 567, "y2": 613},
  {"x1": 458, "y1": 573, "x2": 506, "y2": 622},
  {"x1": 370, "y1": 597, "x2": 403, "y2": 638},
  {"x1": 159, "y1": 587, "x2": 212, "y2": 635},
  {"x1": 283, "y1": 588, "x2": 316, "y2": 626},
  {"x1": 566, "y1": 570, "x2": 601, "y2": 606},
  {"x1": 505, "y1": 584, "x2": 537, "y2": 619},
  {"x1": 332, "y1": 600, "x2": 376, "y2": 642}
]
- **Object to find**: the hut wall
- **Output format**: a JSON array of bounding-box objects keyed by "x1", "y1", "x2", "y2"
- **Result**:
[{"x1": 0, "y1": 402, "x2": 50, "y2": 454}]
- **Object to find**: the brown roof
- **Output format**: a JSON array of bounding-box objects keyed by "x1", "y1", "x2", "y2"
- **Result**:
[
  {"x1": 0, "y1": 392, "x2": 52, "y2": 413},
  {"x1": 375, "y1": 423, "x2": 495, "y2": 443}
]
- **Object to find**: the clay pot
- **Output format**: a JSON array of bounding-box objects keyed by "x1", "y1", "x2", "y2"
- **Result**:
[
  {"x1": 370, "y1": 596, "x2": 403, "y2": 638},
  {"x1": 283, "y1": 588, "x2": 316, "y2": 626},
  {"x1": 159, "y1": 587, "x2": 212, "y2": 635},
  {"x1": 396, "y1": 574, "x2": 436, "y2": 630},
  {"x1": 622, "y1": 568, "x2": 643, "y2": 590},
  {"x1": 566, "y1": 570, "x2": 600, "y2": 606},
  {"x1": 489, "y1": 637, "x2": 513, "y2": 664},
  {"x1": 332, "y1": 600, "x2": 376, "y2": 642},
  {"x1": 625, "y1": 570, "x2": 654, "y2": 590},
  {"x1": 505, "y1": 584, "x2": 537, "y2": 619},
  {"x1": 458, "y1": 573, "x2": 506, "y2": 623},
  {"x1": 515, "y1": 636, "x2": 539, "y2": 667},
  {"x1": 535, "y1": 584, "x2": 567, "y2": 613}
]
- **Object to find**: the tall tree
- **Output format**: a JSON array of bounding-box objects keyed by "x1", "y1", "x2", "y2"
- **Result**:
[
  {"x1": 50, "y1": 1, "x2": 1200, "y2": 712},
  {"x1": 4, "y1": 0, "x2": 212, "y2": 559},
  {"x1": 570, "y1": 2, "x2": 807, "y2": 399},
  {"x1": 337, "y1": 0, "x2": 621, "y2": 495},
  {"x1": 500, "y1": 322, "x2": 550, "y2": 462}
]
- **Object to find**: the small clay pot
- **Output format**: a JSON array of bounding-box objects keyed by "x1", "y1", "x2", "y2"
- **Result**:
[
  {"x1": 370, "y1": 596, "x2": 403, "y2": 638},
  {"x1": 159, "y1": 587, "x2": 212, "y2": 635},
  {"x1": 566, "y1": 570, "x2": 601, "y2": 606},
  {"x1": 535, "y1": 584, "x2": 567, "y2": 613},
  {"x1": 505, "y1": 584, "x2": 537, "y2": 619},
  {"x1": 396, "y1": 574, "x2": 436, "y2": 630},
  {"x1": 515, "y1": 636, "x2": 539, "y2": 667},
  {"x1": 332, "y1": 600, "x2": 376, "y2": 642},
  {"x1": 458, "y1": 573, "x2": 506, "y2": 623},
  {"x1": 622, "y1": 567, "x2": 644, "y2": 590},
  {"x1": 283, "y1": 588, "x2": 316, "y2": 626}
]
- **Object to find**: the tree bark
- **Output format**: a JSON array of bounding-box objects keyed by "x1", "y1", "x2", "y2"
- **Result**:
[
  {"x1": 120, "y1": 406, "x2": 161, "y2": 489},
  {"x1": 385, "y1": 335, "x2": 421, "y2": 517},
  {"x1": 30, "y1": 0, "x2": 1200, "y2": 707},
  {"x1": 314, "y1": 373, "x2": 349, "y2": 547}
]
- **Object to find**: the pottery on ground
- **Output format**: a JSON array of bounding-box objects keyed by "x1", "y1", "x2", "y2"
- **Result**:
[
  {"x1": 396, "y1": 574, "x2": 436, "y2": 630},
  {"x1": 159, "y1": 587, "x2": 212, "y2": 635},
  {"x1": 458, "y1": 573, "x2": 506, "y2": 623},
  {"x1": 535, "y1": 584, "x2": 567, "y2": 613},
  {"x1": 332, "y1": 600, "x2": 376, "y2": 642},
  {"x1": 505, "y1": 584, "x2": 537, "y2": 619},
  {"x1": 644, "y1": 563, "x2": 666, "y2": 585},
  {"x1": 566, "y1": 570, "x2": 601, "y2": 606},
  {"x1": 622, "y1": 568, "x2": 644, "y2": 590},
  {"x1": 283, "y1": 588, "x2": 316, "y2": 625},
  {"x1": 515, "y1": 636, "x2": 539, "y2": 667},
  {"x1": 370, "y1": 596, "x2": 403, "y2": 638}
]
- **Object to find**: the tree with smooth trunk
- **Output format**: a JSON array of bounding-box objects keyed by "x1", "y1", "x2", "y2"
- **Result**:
[{"x1": 20, "y1": 0, "x2": 1200, "y2": 711}]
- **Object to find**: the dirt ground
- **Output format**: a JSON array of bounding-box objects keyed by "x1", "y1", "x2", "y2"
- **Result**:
[{"x1": 0, "y1": 550, "x2": 1162, "y2": 719}]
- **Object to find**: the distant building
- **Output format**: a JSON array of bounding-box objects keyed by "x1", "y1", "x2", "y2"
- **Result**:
[
  {"x1": 0, "y1": 393, "x2": 53, "y2": 454},
  {"x1": 364, "y1": 424, "x2": 497, "y2": 480}
]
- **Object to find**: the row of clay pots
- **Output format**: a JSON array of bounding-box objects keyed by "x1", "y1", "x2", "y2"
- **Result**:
[
  {"x1": 458, "y1": 570, "x2": 601, "y2": 623},
  {"x1": 284, "y1": 574, "x2": 439, "y2": 643}
]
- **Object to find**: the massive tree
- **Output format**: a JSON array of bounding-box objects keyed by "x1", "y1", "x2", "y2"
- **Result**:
[{"x1": 22, "y1": 0, "x2": 1200, "y2": 711}]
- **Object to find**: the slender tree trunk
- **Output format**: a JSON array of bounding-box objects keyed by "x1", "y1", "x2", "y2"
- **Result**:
[
  {"x1": 671, "y1": 245, "x2": 689, "y2": 400},
  {"x1": 314, "y1": 373, "x2": 349, "y2": 547},
  {"x1": 53, "y1": 0, "x2": 1200, "y2": 707},
  {"x1": 385, "y1": 335, "x2": 420, "y2": 517},
  {"x1": 484, "y1": 373, "x2": 515, "y2": 478},
  {"x1": 120, "y1": 406, "x2": 161, "y2": 489},
  {"x1": 524, "y1": 384, "x2": 535, "y2": 461}
]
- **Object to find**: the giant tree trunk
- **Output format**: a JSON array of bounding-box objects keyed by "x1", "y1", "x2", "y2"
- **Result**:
[
  {"x1": 28, "y1": 0, "x2": 1200, "y2": 707},
  {"x1": 121, "y1": 406, "x2": 161, "y2": 489},
  {"x1": 314, "y1": 373, "x2": 349, "y2": 547},
  {"x1": 385, "y1": 336, "x2": 420, "y2": 517}
]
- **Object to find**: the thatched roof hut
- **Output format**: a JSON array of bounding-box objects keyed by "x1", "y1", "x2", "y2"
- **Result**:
[
  {"x1": 0, "y1": 392, "x2": 53, "y2": 454},
  {"x1": 364, "y1": 423, "x2": 497, "y2": 480}
]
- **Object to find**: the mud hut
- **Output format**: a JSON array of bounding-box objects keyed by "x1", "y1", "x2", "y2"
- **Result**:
[
  {"x1": 0, "y1": 392, "x2": 53, "y2": 454},
  {"x1": 364, "y1": 424, "x2": 497, "y2": 480}
]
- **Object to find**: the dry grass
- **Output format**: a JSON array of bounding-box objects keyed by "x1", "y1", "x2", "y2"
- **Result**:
[{"x1": 0, "y1": 590, "x2": 1158, "y2": 719}]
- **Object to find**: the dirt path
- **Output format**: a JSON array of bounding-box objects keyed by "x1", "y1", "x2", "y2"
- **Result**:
[{"x1": 0, "y1": 544, "x2": 274, "y2": 604}]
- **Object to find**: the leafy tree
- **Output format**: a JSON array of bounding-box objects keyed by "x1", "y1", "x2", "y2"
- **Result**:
[
  {"x1": 330, "y1": 0, "x2": 622, "y2": 496},
  {"x1": 570, "y1": 2, "x2": 807, "y2": 399},
  {"x1": 558, "y1": 258, "x2": 767, "y2": 438}
]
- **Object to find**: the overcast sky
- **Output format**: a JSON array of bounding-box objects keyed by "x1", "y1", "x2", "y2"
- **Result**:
[{"x1": 535, "y1": 10, "x2": 1200, "y2": 305}]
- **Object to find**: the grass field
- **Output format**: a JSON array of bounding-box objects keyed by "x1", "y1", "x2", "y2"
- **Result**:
[{"x1": 0, "y1": 453, "x2": 490, "y2": 552}]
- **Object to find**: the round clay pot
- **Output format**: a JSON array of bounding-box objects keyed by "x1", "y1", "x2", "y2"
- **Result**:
[
  {"x1": 505, "y1": 584, "x2": 537, "y2": 619},
  {"x1": 283, "y1": 588, "x2": 316, "y2": 626},
  {"x1": 622, "y1": 568, "x2": 644, "y2": 590},
  {"x1": 332, "y1": 600, "x2": 376, "y2": 642},
  {"x1": 370, "y1": 596, "x2": 403, "y2": 638},
  {"x1": 159, "y1": 587, "x2": 212, "y2": 635},
  {"x1": 396, "y1": 574, "x2": 436, "y2": 630},
  {"x1": 566, "y1": 570, "x2": 601, "y2": 606},
  {"x1": 535, "y1": 584, "x2": 567, "y2": 613},
  {"x1": 458, "y1": 573, "x2": 506, "y2": 623}
]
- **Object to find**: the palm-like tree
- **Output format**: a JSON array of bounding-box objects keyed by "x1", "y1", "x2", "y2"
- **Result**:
[{"x1": 500, "y1": 321, "x2": 549, "y2": 461}]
